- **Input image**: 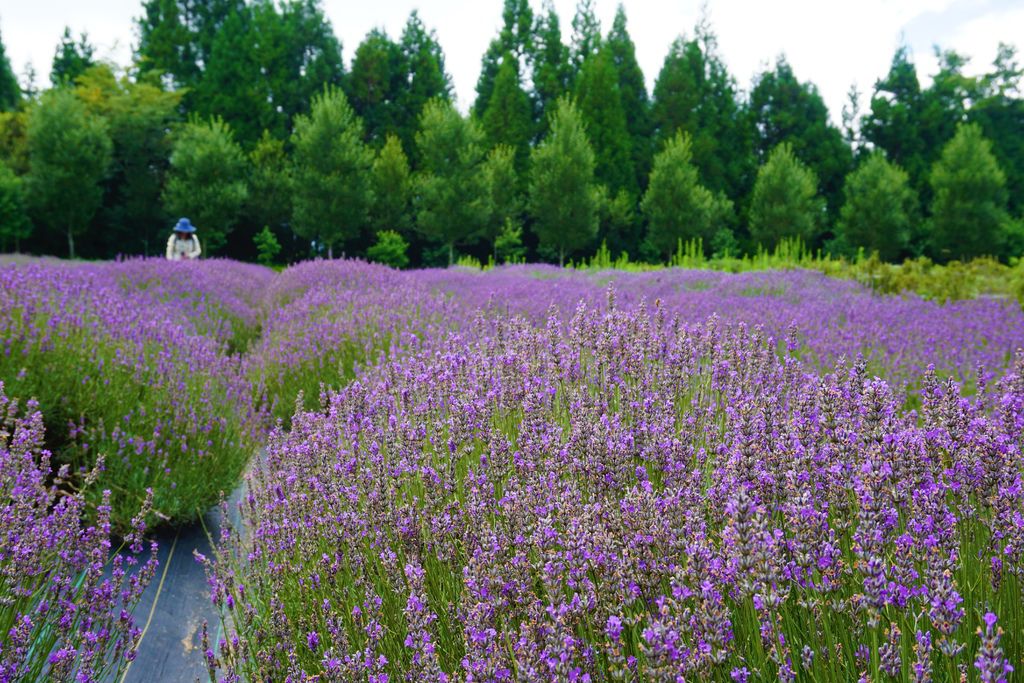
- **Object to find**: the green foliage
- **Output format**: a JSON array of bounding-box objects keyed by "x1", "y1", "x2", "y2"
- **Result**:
[
  {"x1": 650, "y1": 23, "x2": 752, "y2": 204},
  {"x1": 366, "y1": 229, "x2": 410, "y2": 269},
  {"x1": 606, "y1": 6, "x2": 651, "y2": 190},
  {"x1": 247, "y1": 130, "x2": 292, "y2": 233},
  {"x1": 0, "y1": 161, "x2": 30, "y2": 250},
  {"x1": 529, "y1": 2, "x2": 572, "y2": 132},
  {"x1": 835, "y1": 153, "x2": 918, "y2": 261},
  {"x1": 481, "y1": 53, "x2": 533, "y2": 172},
  {"x1": 398, "y1": 12, "x2": 453, "y2": 154},
  {"x1": 860, "y1": 46, "x2": 929, "y2": 192},
  {"x1": 50, "y1": 27, "x2": 95, "y2": 86},
  {"x1": 748, "y1": 142, "x2": 823, "y2": 249},
  {"x1": 970, "y1": 43, "x2": 1024, "y2": 216},
  {"x1": 569, "y1": 0, "x2": 602, "y2": 76},
  {"x1": 347, "y1": 29, "x2": 407, "y2": 145},
  {"x1": 0, "y1": 111, "x2": 28, "y2": 175},
  {"x1": 164, "y1": 116, "x2": 248, "y2": 254},
  {"x1": 291, "y1": 87, "x2": 374, "y2": 258},
  {"x1": 135, "y1": 0, "x2": 245, "y2": 92},
  {"x1": 76, "y1": 64, "x2": 183, "y2": 257},
  {"x1": 529, "y1": 98, "x2": 599, "y2": 265},
  {"x1": 193, "y1": 0, "x2": 345, "y2": 146},
  {"x1": 749, "y1": 58, "x2": 851, "y2": 220},
  {"x1": 481, "y1": 145, "x2": 521, "y2": 258},
  {"x1": 928, "y1": 123, "x2": 1011, "y2": 261},
  {"x1": 495, "y1": 220, "x2": 526, "y2": 263},
  {"x1": 574, "y1": 48, "x2": 635, "y2": 195},
  {"x1": 25, "y1": 89, "x2": 112, "y2": 259},
  {"x1": 596, "y1": 184, "x2": 639, "y2": 257},
  {"x1": 474, "y1": 0, "x2": 534, "y2": 117},
  {"x1": 0, "y1": 26, "x2": 19, "y2": 112},
  {"x1": 254, "y1": 225, "x2": 281, "y2": 266},
  {"x1": 413, "y1": 100, "x2": 489, "y2": 265},
  {"x1": 370, "y1": 134, "x2": 412, "y2": 236},
  {"x1": 641, "y1": 131, "x2": 732, "y2": 258}
]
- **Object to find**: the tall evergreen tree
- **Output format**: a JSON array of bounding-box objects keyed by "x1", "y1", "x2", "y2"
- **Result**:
[
  {"x1": 528, "y1": 98, "x2": 599, "y2": 265},
  {"x1": 860, "y1": 46, "x2": 928, "y2": 191},
  {"x1": 749, "y1": 57, "x2": 851, "y2": 220},
  {"x1": 569, "y1": 0, "x2": 602, "y2": 78},
  {"x1": 247, "y1": 131, "x2": 292, "y2": 235},
  {"x1": 51, "y1": 28, "x2": 95, "y2": 86},
  {"x1": 369, "y1": 134, "x2": 412, "y2": 236},
  {"x1": 347, "y1": 29, "x2": 406, "y2": 145},
  {"x1": 641, "y1": 131, "x2": 731, "y2": 259},
  {"x1": 970, "y1": 43, "x2": 1024, "y2": 216},
  {"x1": 474, "y1": 0, "x2": 534, "y2": 117},
  {"x1": 928, "y1": 123, "x2": 1011, "y2": 261},
  {"x1": 529, "y1": 1, "x2": 572, "y2": 131},
  {"x1": 481, "y1": 53, "x2": 533, "y2": 172},
  {"x1": 135, "y1": 0, "x2": 246, "y2": 91},
  {"x1": 480, "y1": 145, "x2": 521, "y2": 259},
  {"x1": 195, "y1": 0, "x2": 345, "y2": 145},
  {"x1": 291, "y1": 87, "x2": 374, "y2": 258},
  {"x1": 398, "y1": 12, "x2": 453, "y2": 153},
  {"x1": 748, "y1": 142, "x2": 823, "y2": 249},
  {"x1": 413, "y1": 100, "x2": 489, "y2": 265},
  {"x1": 163, "y1": 117, "x2": 248, "y2": 254},
  {"x1": 650, "y1": 23, "x2": 753, "y2": 206},
  {"x1": 835, "y1": 153, "x2": 918, "y2": 262},
  {"x1": 575, "y1": 48, "x2": 634, "y2": 197},
  {"x1": 0, "y1": 26, "x2": 20, "y2": 112},
  {"x1": 25, "y1": 89, "x2": 112, "y2": 259},
  {"x1": 605, "y1": 5, "x2": 651, "y2": 189}
]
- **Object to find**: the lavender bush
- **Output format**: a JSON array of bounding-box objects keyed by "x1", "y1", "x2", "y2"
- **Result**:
[
  {"x1": 0, "y1": 382, "x2": 156, "y2": 681},
  {"x1": 203, "y1": 292, "x2": 1024, "y2": 681}
]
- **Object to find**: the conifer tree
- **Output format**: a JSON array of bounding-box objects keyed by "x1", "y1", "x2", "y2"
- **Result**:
[
  {"x1": 528, "y1": 98, "x2": 599, "y2": 265},
  {"x1": 0, "y1": 26, "x2": 20, "y2": 112},
  {"x1": 370, "y1": 134, "x2": 412, "y2": 236},
  {"x1": 835, "y1": 153, "x2": 918, "y2": 261},
  {"x1": 529, "y1": 2, "x2": 572, "y2": 131},
  {"x1": 51, "y1": 28, "x2": 95, "y2": 86},
  {"x1": 347, "y1": 29, "x2": 407, "y2": 145},
  {"x1": 642, "y1": 131, "x2": 731, "y2": 259},
  {"x1": 413, "y1": 100, "x2": 489, "y2": 265},
  {"x1": 474, "y1": 0, "x2": 534, "y2": 117},
  {"x1": 605, "y1": 5, "x2": 651, "y2": 189},
  {"x1": 928, "y1": 123, "x2": 1011, "y2": 261},
  {"x1": 481, "y1": 53, "x2": 533, "y2": 172},
  {"x1": 290, "y1": 87, "x2": 373, "y2": 258},
  {"x1": 163, "y1": 116, "x2": 248, "y2": 254},
  {"x1": 481, "y1": 145, "x2": 521, "y2": 259},
  {"x1": 574, "y1": 48, "x2": 635, "y2": 196},
  {"x1": 569, "y1": 0, "x2": 602, "y2": 78},
  {"x1": 748, "y1": 143, "x2": 823, "y2": 249}
]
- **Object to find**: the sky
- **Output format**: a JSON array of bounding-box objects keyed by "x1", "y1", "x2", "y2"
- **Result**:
[{"x1": 1, "y1": 0, "x2": 1022, "y2": 125}]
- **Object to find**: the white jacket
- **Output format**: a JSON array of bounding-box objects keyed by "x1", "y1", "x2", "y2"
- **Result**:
[{"x1": 166, "y1": 234, "x2": 201, "y2": 261}]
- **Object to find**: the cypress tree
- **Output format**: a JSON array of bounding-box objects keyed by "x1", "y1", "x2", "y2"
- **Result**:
[
  {"x1": 529, "y1": 1, "x2": 572, "y2": 132},
  {"x1": 605, "y1": 5, "x2": 651, "y2": 189},
  {"x1": 0, "y1": 26, "x2": 20, "y2": 112},
  {"x1": 835, "y1": 153, "x2": 918, "y2": 261}
]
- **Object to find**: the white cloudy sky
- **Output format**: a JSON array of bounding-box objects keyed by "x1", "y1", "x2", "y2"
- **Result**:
[{"x1": 1, "y1": 0, "x2": 1022, "y2": 124}]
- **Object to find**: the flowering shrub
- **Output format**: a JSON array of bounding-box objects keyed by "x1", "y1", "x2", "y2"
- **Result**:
[
  {"x1": 203, "y1": 296, "x2": 1024, "y2": 681},
  {"x1": 0, "y1": 382, "x2": 156, "y2": 681}
]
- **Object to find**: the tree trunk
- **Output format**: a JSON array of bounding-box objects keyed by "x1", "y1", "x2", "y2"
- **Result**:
[
  {"x1": 68, "y1": 228, "x2": 76, "y2": 260},
  {"x1": 559, "y1": 245, "x2": 565, "y2": 268},
  {"x1": 448, "y1": 242, "x2": 454, "y2": 267},
  {"x1": 327, "y1": 243, "x2": 333, "y2": 260}
]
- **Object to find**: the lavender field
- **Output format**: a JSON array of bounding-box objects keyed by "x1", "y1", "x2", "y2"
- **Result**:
[{"x1": 2, "y1": 257, "x2": 1024, "y2": 681}]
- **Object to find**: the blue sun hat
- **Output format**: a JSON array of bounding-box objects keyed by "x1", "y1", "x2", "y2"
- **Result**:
[{"x1": 174, "y1": 217, "x2": 197, "y2": 234}]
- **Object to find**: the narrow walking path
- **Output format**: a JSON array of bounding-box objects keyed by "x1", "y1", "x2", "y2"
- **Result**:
[{"x1": 104, "y1": 482, "x2": 245, "y2": 682}]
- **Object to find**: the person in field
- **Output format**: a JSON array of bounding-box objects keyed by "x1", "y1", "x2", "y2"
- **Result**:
[{"x1": 166, "y1": 218, "x2": 202, "y2": 261}]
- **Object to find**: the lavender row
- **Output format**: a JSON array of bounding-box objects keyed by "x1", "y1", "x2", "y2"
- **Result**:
[{"x1": 204, "y1": 295, "x2": 1024, "y2": 681}]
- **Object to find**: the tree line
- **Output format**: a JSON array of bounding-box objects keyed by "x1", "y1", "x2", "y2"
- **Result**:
[{"x1": 0, "y1": 0, "x2": 1021, "y2": 266}]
